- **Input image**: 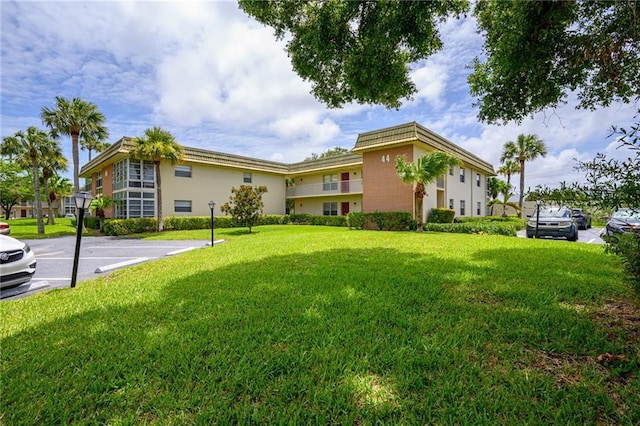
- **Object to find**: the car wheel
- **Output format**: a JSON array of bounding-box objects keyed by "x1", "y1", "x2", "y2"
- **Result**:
[
  {"x1": 526, "y1": 233, "x2": 534, "y2": 238},
  {"x1": 587, "y1": 221, "x2": 592, "y2": 229},
  {"x1": 568, "y1": 228, "x2": 579, "y2": 242}
]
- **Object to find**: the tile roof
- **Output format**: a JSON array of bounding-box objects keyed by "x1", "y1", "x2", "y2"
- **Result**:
[{"x1": 353, "y1": 122, "x2": 495, "y2": 175}]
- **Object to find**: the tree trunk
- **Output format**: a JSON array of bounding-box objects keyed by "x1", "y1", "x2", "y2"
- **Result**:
[
  {"x1": 518, "y1": 160, "x2": 526, "y2": 217},
  {"x1": 31, "y1": 157, "x2": 45, "y2": 234},
  {"x1": 72, "y1": 131, "x2": 80, "y2": 193},
  {"x1": 155, "y1": 161, "x2": 163, "y2": 232},
  {"x1": 42, "y1": 169, "x2": 56, "y2": 225}
]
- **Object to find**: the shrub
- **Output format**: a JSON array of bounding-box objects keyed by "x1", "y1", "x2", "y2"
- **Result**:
[
  {"x1": 427, "y1": 208, "x2": 456, "y2": 223},
  {"x1": 347, "y1": 212, "x2": 366, "y2": 229},
  {"x1": 163, "y1": 216, "x2": 211, "y2": 231},
  {"x1": 308, "y1": 215, "x2": 347, "y2": 227},
  {"x1": 103, "y1": 218, "x2": 158, "y2": 236},
  {"x1": 454, "y1": 215, "x2": 526, "y2": 230},
  {"x1": 259, "y1": 215, "x2": 289, "y2": 225},
  {"x1": 424, "y1": 222, "x2": 518, "y2": 236},
  {"x1": 84, "y1": 216, "x2": 100, "y2": 230},
  {"x1": 604, "y1": 233, "x2": 640, "y2": 290},
  {"x1": 369, "y1": 211, "x2": 412, "y2": 231},
  {"x1": 288, "y1": 213, "x2": 311, "y2": 224}
]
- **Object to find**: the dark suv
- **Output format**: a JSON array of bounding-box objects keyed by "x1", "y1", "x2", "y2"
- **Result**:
[{"x1": 571, "y1": 208, "x2": 592, "y2": 230}]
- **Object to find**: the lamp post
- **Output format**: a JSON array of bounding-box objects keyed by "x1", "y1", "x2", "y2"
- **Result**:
[
  {"x1": 208, "y1": 200, "x2": 215, "y2": 247},
  {"x1": 71, "y1": 192, "x2": 94, "y2": 288},
  {"x1": 535, "y1": 198, "x2": 541, "y2": 239}
]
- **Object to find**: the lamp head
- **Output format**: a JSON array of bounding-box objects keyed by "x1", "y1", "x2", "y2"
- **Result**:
[
  {"x1": 208, "y1": 200, "x2": 215, "y2": 210},
  {"x1": 74, "y1": 192, "x2": 94, "y2": 209}
]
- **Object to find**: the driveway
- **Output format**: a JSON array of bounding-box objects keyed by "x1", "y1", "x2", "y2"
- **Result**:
[
  {"x1": 1, "y1": 236, "x2": 220, "y2": 300},
  {"x1": 517, "y1": 227, "x2": 606, "y2": 244}
]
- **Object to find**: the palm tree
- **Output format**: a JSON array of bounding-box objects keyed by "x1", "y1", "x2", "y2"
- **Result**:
[
  {"x1": 496, "y1": 159, "x2": 520, "y2": 187},
  {"x1": 80, "y1": 128, "x2": 111, "y2": 161},
  {"x1": 487, "y1": 176, "x2": 502, "y2": 216},
  {"x1": 90, "y1": 194, "x2": 113, "y2": 232},
  {"x1": 500, "y1": 134, "x2": 547, "y2": 216},
  {"x1": 41, "y1": 97, "x2": 109, "y2": 193},
  {"x1": 487, "y1": 180, "x2": 520, "y2": 217},
  {"x1": 395, "y1": 151, "x2": 461, "y2": 231},
  {"x1": 1, "y1": 127, "x2": 58, "y2": 234},
  {"x1": 40, "y1": 145, "x2": 68, "y2": 225},
  {"x1": 48, "y1": 175, "x2": 73, "y2": 218},
  {"x1": 131, "y1": 127, "x2": 184, "y2": 232}
]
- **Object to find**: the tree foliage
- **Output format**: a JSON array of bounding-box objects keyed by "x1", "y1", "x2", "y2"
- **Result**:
[
  {"x1": 525, "y1": 181, "x2": 589, "y2": 209},
  {"x1": 576, "y1": 111, "x2": 640, "y2": 211},
  {"x1": 0, "y1": 159, "x2": 33, "y2": 220},
  {"x1": 220, "y1": 185, "x2": 268, "y2": 233},
  {"x1": 395, "y1": 151, "x2": 461, "y2": 230},
  {"x1": 239, "y1": 0, "x2": 468, "y2": 108},
  {"x1": 90, "y1": 194, "x2": 113, "y2": 232},
  {"x1": 304, "y1": 147, "x2": 350, "y2": 161},
  {"x1": 470, "y1": 0, "x2": 640, "y2": 124},
  {"x1": 240, "y1": 1, "x2": 639, "y2": 122},
  {"x1": 41, "y1": 97, "x2": 109, "y2": 193},
  {"x1": 487, "y1": 179, "x2": 519, "y2": 217}
]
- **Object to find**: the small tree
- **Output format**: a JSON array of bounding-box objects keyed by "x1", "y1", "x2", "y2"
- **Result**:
[
  {"x1": 220, "y1": 185, "x2": 268, "y2": 233},
  {"x1": 90, "y1": 194, "x2": 113, "y2": 232},
  {"x1": 487, "y1": 180, "x2": 519, "y2": 217}
]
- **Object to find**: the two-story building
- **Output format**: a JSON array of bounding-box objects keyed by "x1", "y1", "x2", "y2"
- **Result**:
[{"x1": 79, "y1": 122, "x2": 495, "y2": 223}]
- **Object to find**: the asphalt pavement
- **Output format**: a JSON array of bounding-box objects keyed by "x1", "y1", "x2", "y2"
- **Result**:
[
  {"x1": 517, "y1": 227, "x2": 606, "y2": 244},
  {"x1": 1, "y1": 236, "x2": 223, "y2": 300}
]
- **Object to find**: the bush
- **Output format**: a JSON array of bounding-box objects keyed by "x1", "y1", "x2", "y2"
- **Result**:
[
  {"x1": 427, "y1": 208, "x2": 456, "y2": 223},
  {"x1": 455, "y1": 215, "x2": 526, "y2": 230},
  {"x1": 163, "y1": 216, "x2": 211, "y2": 231},
  {"x1": 347, "y1": 212, "x2": 366, "y2": 229},
  {"x1": 259, "y1": 215, "x2": 289, "y2": 225},
  {"x1": 424, "y1": 222, "x2": 518, "y2": 236},
  {"x1": 84, "y1": 216, "x2": 100, "y2": 230},
  {"x1": 288, "y1": 213, "x2": 311, "y2": 224},
  {"x1": 103, "y1": 218, "x2": 158, "y2": 236},
  {"x1": 604, "y1": 233, "x2": 640, "y2": 290},
  {"x1": 368, "y1": 211, "x2": 413, "y2": 231}
]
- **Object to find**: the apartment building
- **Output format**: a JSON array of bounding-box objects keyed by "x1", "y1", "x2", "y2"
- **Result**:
[{"x1": 78, "y1": 122, "x2": 495, "y2": 223}]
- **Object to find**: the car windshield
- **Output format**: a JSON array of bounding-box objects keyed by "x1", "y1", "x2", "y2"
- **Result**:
[
  {"x1": 571, "y1": 209, "x2": 583, "y2": 215},
  {"x1": 538, "y1": 208, "x2": 571, "y2": 218},
  {"x1": 612, "y1": 210, "x2": 640, "y2": 219}
]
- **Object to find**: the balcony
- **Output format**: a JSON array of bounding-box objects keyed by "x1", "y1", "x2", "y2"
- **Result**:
[{"x1": 286, "y1": 179, "x2": 363, "y2": 198}]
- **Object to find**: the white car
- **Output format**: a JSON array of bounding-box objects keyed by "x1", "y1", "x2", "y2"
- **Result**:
[{"x1": 0, "y1": 235, "x2": 37, "y2": 289}]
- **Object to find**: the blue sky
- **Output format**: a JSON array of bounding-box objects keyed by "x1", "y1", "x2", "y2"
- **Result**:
[{"x1": 1, "y1": 1, "x2": 637, "y2": 193}]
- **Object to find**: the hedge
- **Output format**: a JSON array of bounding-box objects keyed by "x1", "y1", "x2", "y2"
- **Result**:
[
  {"x1": 347, "y1": 211, "x2": 413, "y2": 231},
  {"x1": 427, "y1": 208, "x2": 456, "y2": 224},
  {"x1": 423, "y1": 222, "x2": 518, "y2": 236},
  {"x1": 103, "y1": 218, "x2": 158, "y2": 236}
]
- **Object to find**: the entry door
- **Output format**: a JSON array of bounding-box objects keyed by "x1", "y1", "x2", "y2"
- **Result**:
[
  {"x1": 341, "y1": 202, "x2": 350, "y2": 216},
  {"x1": 341, "y1": 172, "x2": 350, "y2": 193}
]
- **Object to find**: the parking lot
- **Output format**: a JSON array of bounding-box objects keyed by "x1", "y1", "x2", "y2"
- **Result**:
[
  {"x1": 1, "y1": 236, "x2": 217, "y2": 300},
  {"x1": 517, "y1": 227, "x2": 605, "y2": 244}
]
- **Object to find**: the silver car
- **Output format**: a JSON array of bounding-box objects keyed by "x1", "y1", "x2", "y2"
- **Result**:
[
  {"x1": 526, "y1": 207, "x2": 579, "y2": 241},
  {"x1": 0, "y1": 235, "x2": 37, "y2": 289}
]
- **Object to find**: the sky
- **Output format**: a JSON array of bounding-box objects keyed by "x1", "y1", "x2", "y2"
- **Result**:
[{"x1": 1, "y1": 0, "x2": 638, "y2": 195}]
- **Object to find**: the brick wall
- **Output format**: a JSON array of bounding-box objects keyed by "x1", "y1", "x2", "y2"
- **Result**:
[{"x1": 362, "y1": 145, "x2": 414, "y2": 213}]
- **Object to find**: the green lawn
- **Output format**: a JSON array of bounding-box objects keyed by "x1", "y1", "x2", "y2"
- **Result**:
[
  {"x1": 3, "y1": 217, "x2": 82, "y2": 239},
  {"x1": 2, "y1": 226, "x2": 639, "y2": 424}
]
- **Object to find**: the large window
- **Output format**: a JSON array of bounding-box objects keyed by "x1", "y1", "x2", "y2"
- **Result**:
[
  {"x1": 243, "y1": 172, "x2": 252, "y2": 183},
  {"x1": 174, "y1": 200, "x2": 192, "y2": 213},
  {"x1": 323, "y1": 202, "x2": 338, "y2": 216},
  {"x1": 175, "y1": 165, "x2": 192, "y2": 178},
  {"x1": 113, "y1": 191, "x2": 155, "y2": 219},
  {"x1": 323, "y1": 174, "x2": 338, "y2": 191},
  {"x1": 460, "y1": 200, "x2": 466, "y2": 216},
  {"x1": 127, "y1": 159, "x2": 155, "y2": 188}
]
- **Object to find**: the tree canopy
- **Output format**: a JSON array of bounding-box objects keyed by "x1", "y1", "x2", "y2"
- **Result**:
[
  {"x1": 240, "y1": 0, "x2": 640, "y2": 122},
  {"x1": 304, "y1": 147, "x2": 350, "y2": 161}
]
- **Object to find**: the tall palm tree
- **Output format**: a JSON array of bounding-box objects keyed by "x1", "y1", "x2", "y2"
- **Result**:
[
  {"x1": 500, "y1": 134, "x2": 547, "y2": 216},
  {"x1": 40, "y1": 145, "x2": 68, "y2": 225},
  {"x1": 496, "y1": 159, "x2": 520, "y2": 187},
  {"x1": 80, "y1": 128, "x2": 111, "y2": 161},
  {"x1": 131, "y1": 127, "x2": 184, "y2": 232},
  {"x1": 1, "y1": 127, "x2": 58, "y2": 234},
  {"x1": 395, "y1": 151, "x2": 461, "y2": 231},
  {"x1": 41, "y1": 97, "x2": 109, "y2": 193}
]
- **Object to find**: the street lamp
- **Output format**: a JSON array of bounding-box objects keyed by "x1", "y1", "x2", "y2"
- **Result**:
[
  {"x1": 71, "y1": 192, "x2": 94, "y2": 288},
  {"x1": 535, "y1": 198, "x2": 541, "y2": 239},
  {"x1": 208, "y1": 200, "x2": 216, "y2": 247}
]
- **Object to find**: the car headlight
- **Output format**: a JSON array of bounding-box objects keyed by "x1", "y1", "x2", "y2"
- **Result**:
[
  {"x1": 527, "y1": 220, "x2": 537, "y2": 227},
  {"x1": 558, "y1": 221, "x2": 572, "y2": 228}
]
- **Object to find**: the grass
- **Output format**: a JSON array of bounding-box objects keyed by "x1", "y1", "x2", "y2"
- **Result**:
[
  {"x1": 2, "y1": 226, "x2": 639, "y2": 424},
  {"x1": 3, "y1": 217, "x2": 88, "y2": 239}
]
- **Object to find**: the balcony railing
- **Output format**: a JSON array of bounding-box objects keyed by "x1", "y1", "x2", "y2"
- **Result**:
[{"x1": 286, "y1": 179, "x2": 363, "y2": 198}]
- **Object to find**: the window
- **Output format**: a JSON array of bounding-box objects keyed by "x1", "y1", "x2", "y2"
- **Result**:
[
  {"x1": 477, "y1": 201, "x2": 481, "y2": 215},
  {"x1": 460, "y1": 200, "x2": 466, "y2": 216},
  {"x1": 174, "y1": 200, "x2": 192, "y2": 213},
  {"x1": 175, "y1": 165, "x2": 192, "y2": 178},
  {"x1": 449, "y1": 166, "x2": 454, "y2": 176},
  {"x1": 459, "y1": 168, "x2": 465, "y2": 183},
  {"x1": 323, "y1": 202, "x2": 338, "y2": 216},
  {"x1": 243, "y1": 172, "x2": 252, "y2": 183},
  {"x1": 95, "y1": 171, "x2": 103, "y2": 194},
  {"x1": 476, "y1": 173, "x2": 481, "y2": 187},
  {"x1": 323, "y1": 174, "x2": 338, "y2": 191},
  {"x1": 449, "y1": 198, "x2": 454, "y2": 209},
  {"x1": 113, "y1": 190, "x2": 155, "y2": 219},
  {"x1": 128, "y1": 160, "x2": 154, "y2": 189}
]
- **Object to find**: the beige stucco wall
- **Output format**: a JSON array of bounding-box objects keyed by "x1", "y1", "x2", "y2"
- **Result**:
[
  {"x1": 445, "y1": 164, "x2": 490, "y2": 218},
  {"x1": 294, "y1": 167, "x2": 361, "y2": 185},
  {"x1": 160, "y1": 162, "x2": 286, "y2": 217}
]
